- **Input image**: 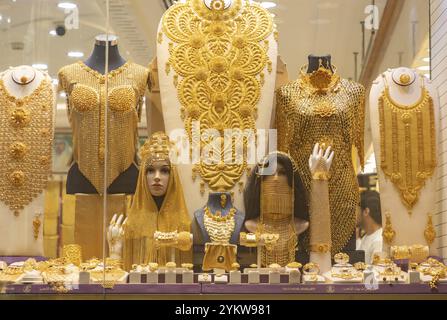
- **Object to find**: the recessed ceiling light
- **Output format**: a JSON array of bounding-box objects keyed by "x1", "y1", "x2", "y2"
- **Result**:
[
  {"x1": 417, "y1": 65, "x2": 430, "y2": 71},
  {"x1": 58, "y1": 2, "x2": 77, "y2": 10},
  {"x1": 67, "y1": 51, "x2": 84, "y2": 58},
  {"x1": 422, "y1": 57, "x2": 430, "y2": 62},
  {"x1": 260, "y1": 1, "x2": 276, "y2": 9},
  {"x1": 49, "y1": 30, "x2": 57, "y2": 36},
  {"x1": 32, "y1": 63, "x2": 48, "y2": 70}
]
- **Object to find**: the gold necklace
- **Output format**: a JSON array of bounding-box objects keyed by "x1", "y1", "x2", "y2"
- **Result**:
[
  {"x1": 378, "y1": 75, "x2": 436, "y2": 213},
  {"x1": 161, "y1": 0, "x2": 274, "y2": 192},
  {"x1": 0, "y1": 79, "x2": 54, "y2": 216},
  {"x1": 204, "y1": 206, "x2": 236, "y2": 243}
]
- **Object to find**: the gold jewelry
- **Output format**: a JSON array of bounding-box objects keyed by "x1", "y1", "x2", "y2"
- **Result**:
[
  {"x1": 310, "y1": 243, "x2": 331, "y2": 254},
  {"x1": 391, "y1": 245, "x2": 411, "y2": 260},
  {"x1": 140, "y1": 131, "x2": 173, "y2": 166},
  {"x1": 383, "y1": 212, "x2": 396, "y2": 245},
  {"x1": 400, "y1": 74, "x2": 411, "y2": 85},
  {"x1": 62, "y1": 244, "x2": 82, "y2": 266},
  {"x1": 354, "y1": 262, "x2": 367, "y2": 271},
  {"x1": 299, "y1": 61, "x2": 340, "y2": 93},
  {"x1": 181, "y1": 263, "x2": 193, "y2": 270},
  {"x1": 231, "y1": 263, "x2": 240, "y2": 271},
  {"x1": 378, "y1": 76, "x2": 436, "y2": 212},
  {"x1": 331, "y1": 266, "x2": 361, "y2": 280},
  {"x1": 312, "y1": 171, "x2": 331, "y2": 181},
  {"x1": 409, "y1": 244, "x2": 429, "y2": 263},
  {"x1": 58, "y1": 61, "x2": 149, "y2": 193},
  {"x1": 276, "y1": 67, "x2": 365, "y2": 255},
  {"x1": 287, "y1": 262, "x2": 302, "y2": 269},
  {"x1": 303, "y1": 262, "x2": 320, "y2": 275},
  {"x1": 334, "y1": 253, "x2": 350, "y2": 265},
  {"x1": 424, "y1": 213, "x2": 436, "y2": 245},
  {"x1": 148, "y1": 263, "x2": 159, "y2": 272},
  {"x1": 162, "y1": 0, "x2": 274, "y2": 192},
  {"x1": 0, "y1": 79, "x2": 54, "y2": 216},
  {"x1": 409, "y1": 263, "x2": 419, "y2": 271},
  {"x1": 220, "y1": 194, "x2": 227, "y2": 209},
  {"x1": 165, "y1": 262, "x2": 177, "y2": 270},
  {"x1": 203, "y1": 206, "x2": 236, "y2": 244},
  {"x1": 32, "y1": 214, "x2": 42, "y2": 240}
]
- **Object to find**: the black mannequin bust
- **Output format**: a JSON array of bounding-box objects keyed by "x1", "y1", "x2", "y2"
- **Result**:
[
  {"x1": 66, "y1": 34, "x2": 139, "y2": 195},
  {"x1": 194, "y1": 192, "x2": 245, "y2": 245},
  {"x1": 306, "y1": 54, "x2": 335, "y2": 73}
]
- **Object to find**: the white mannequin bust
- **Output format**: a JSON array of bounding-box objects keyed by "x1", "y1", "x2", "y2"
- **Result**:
[
  {"x1": 369, "y1": 67, "x2": 440, "y2": 255},
  {"x1": 0, "y1": 66, "x2": 56, "y2": 256}
]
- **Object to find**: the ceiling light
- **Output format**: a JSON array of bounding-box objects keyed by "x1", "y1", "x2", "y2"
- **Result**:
[
  {"x1": 49, "y1": 30, "x2": 57, "y2": 36},
  {"x1": 260, "y1": 1, "x2": 276, "y2": 9},
  {"x1": 32, "y1": 63, "x2": 48, "y2": 70},
  {"x1": 60, "y1": 92, "x2": 67, "y2": 98},
  {"x1": 422, "y1": 57, "x2": 430, "y2": 62},
  {"x1": 67, "y1": 51, "x2": 84, "y2": 58},
  {"x1": 417, "y1": 65, "x2": 430, "y2": 71},
  {"x1": 58, "y1": 2, "x2": 77, "y2": 10}
]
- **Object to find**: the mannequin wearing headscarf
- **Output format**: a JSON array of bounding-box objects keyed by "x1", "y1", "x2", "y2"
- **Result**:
[{"x1": 122, "y1": 132, "x2": 192, "y2": 270}]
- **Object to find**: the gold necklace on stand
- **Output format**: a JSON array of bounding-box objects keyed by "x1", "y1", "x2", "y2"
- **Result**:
[
  {"x1": 378, "y1": 74, "x2": 436, "y2": 213},
  {"x1": 203, "y1": 206, "x2": 236, "y2": 244}
]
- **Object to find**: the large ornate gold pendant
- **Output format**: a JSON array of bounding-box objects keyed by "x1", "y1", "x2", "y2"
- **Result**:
[{"x1": 162, "y1": 0, "x2": 274, "y2": 191}]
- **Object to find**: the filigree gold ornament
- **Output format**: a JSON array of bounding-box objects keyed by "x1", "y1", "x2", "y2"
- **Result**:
[
  {"x1": 383, "y1": 212, "x2": 396, "y2": 245},
  {"x1": 424, "y1": 213, "x2": 436, "y2": 245},
  {"x1": 378, "y1": 75, "x2": 436, "y2": 212},
  {"x1": 162, "y1": 0, "x2": 274, "y2": 191},
  {"x1": 0, "y1": 79, "x2": 54, "y2": 217}
]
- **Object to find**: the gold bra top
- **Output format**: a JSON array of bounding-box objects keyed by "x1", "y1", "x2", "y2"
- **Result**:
[{"x1": 58, "y1": 61, "x2": 149, "y2": 193}]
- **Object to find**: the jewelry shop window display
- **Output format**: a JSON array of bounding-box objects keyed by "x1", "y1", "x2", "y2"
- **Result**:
[
  {"x1": 0, "y1": 66, "x2": 55, "y2": 256},
  {"x1": 58, "y1": 35, "x2": 150, "y2": 260}
]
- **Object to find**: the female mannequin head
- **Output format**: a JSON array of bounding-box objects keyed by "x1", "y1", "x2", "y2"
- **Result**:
[
  {"x1": 243, "y1": 152, "x2": 308, "y2": 222},
  {"x1": 146, "y1": 160, "x2": 170, "y2": 197}
]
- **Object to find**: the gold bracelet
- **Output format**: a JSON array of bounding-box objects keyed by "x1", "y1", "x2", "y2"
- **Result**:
[
  {"x1": 310, "y1": 243, "x2": 331, "y2": 254},
  {"x1": 303, "y1": 262, "x2": 320, "y2": 275},
  {"x1": 334, "y1": 253, "x2": 350, "y2": 265},
  {"x1": 354, "y1": 262, "x2": 367, "y2": 271},
  {"x1": 312, "y1": 171, "x2": 331, "y2": 181}
]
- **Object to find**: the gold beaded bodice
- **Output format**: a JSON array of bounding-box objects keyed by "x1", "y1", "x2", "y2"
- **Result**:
[
  {"x1": 0, "y1": 79, "x2": 54, "y2": 216},
  {"x1": 378, "y1": 76, "x2": 436, "y2": 212},
  {"x1": 58, "y1": 61, "x2": 149, "y2": 193},
  {"x1": 276, "y1": 77, "x2": 365, "y2": 255},
  {"x1": 160, "y1": 0, "x2": 274, "y2": 191}
]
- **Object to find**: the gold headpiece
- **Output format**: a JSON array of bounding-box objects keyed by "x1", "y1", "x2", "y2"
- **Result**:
[{"x1": 140, "y1": 132, "x2": 173, "y2": 166}]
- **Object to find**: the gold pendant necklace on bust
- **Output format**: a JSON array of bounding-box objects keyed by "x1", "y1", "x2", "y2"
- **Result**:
[
  {"x1": 378, "y1": 75, "x2": 436, "y2": 213},
  {"x1": 0, "y1": 79, "x2": 54, "y2": 216},
  {"x1": 203, "y1": 206, "x2": 236, "y2": 244}
]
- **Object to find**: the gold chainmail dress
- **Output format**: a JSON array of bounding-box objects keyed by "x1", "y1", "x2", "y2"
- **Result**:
[
  {"x1": 0, "y1": 78, "x2": 54, "y2": 216},
  {"x1": 58, "y1": 61, "x2": 149, "y2": 194},
  {"x1": 258, "y1": 176, "x2": 297, "y2": 267},
  {"x1": 276, "y1": 68, "x2": 365, "y2": 255}
]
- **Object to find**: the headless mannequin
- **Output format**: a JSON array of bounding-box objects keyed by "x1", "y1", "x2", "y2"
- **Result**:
[
  {"x1": 194, "y1": 192, "x2": 245, "y2": 245},
  {"x1": 369, "y1": 67, "x2": 440, "y2": 255},
  {"x1": 0, "y1": 66, "x2": 56, "y2": 256},
  {"x1": 306, "y1": 54, "x2": 335, "y2": 73},
  {"x1": 66, "y1": 35, "x2": 138, "y2": 195}
]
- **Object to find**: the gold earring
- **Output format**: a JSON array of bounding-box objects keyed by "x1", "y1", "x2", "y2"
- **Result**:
[
  {"x1": 383, "y1": 212, "x2": 396, "y2": 245},
  {"x1": 33, "y1": 214, "x2": 42, "y2": 240},
  {"x1": 220, "y1": 194, "x2": 227, "y2": 208},
  {"x1": 424, "y1": 213, "x2": 436, "y2": 245}
]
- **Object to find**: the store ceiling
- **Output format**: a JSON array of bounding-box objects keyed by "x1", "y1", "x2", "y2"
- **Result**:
[{"x1": 0, "y1": 0, "x2": 429, "y2": 112}]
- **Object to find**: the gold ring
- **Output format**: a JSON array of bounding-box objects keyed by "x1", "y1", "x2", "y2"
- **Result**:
[
  {"x1": 334, "y1": 253, "x2": 350, "y2": 265},
  {"x1": 303, "y1": 262, "x2": 320, "y2": 275}
]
